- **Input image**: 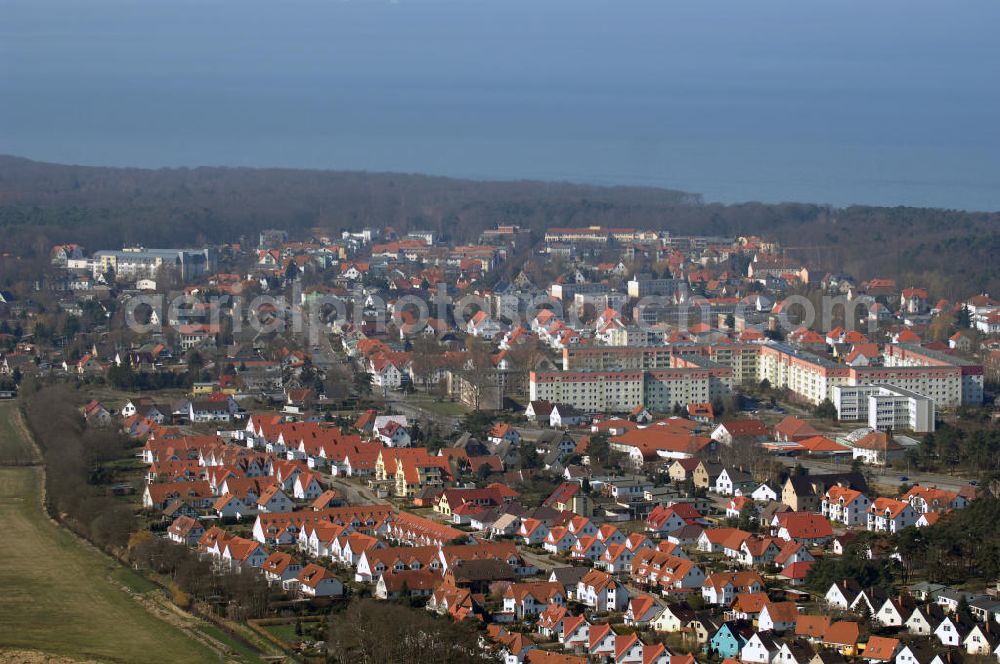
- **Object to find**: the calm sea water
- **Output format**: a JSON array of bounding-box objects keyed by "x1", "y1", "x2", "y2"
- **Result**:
[{"x1": 2, "y1": 0, "x2": 999, "y2": 211}]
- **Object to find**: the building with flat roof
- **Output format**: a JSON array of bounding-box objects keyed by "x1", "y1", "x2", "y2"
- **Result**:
[{"x1": 832, "y1": 384, "x2": 935, "y2": 433}]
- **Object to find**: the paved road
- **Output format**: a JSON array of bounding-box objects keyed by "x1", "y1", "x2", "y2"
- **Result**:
[
  {"x1": 520, "y1": 548, "x2": 560, "y2": 573},
  {"x1": 302, "y1": 315, "x2": 339, "y2": 370},
  {"x1": 322, "y1": 475, "x2": 390, "y2": 506},
  {"x1": 779, "y1": 456, "x2": 975, "y2": 492}
]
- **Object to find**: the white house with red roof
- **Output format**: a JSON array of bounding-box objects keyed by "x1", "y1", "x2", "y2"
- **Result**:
[
  {"x1": 295, "y1": 563, "x2": 344, "y2": 597},
  {"x1": 821, "y1": 486, "x2": 871, "y2": 527},
  {"x1": 570, "y1": 536, "x2": 606, "y2": 562},
  {"x1": 221, "y1": 537, "x2": 268, "y2": 571},
  {"x1": 543, "y1": 527, "x2": 577, "y2": 555},
  {"x1": 167, "y1": 515, "x2": 205, "y2": 546},
  {"x1": 466, "y1": 310, "x2": 506, "y2": 340},
  {"x1": 559, "y1": 614, "x2": 591, "y2": 650},
  {"x1": 624, "y1": 594, "x2": 662, "y2": 628},
  {"x1": 502, "y1": 582, "x2": 566, "y2": 619},
  {"x1": 292, "y1": 472, "x2": 324, "y2": 500},
  {"x1": 518, "y1": 518, "x2": 550, "y2": 546},
  {"x1": 375, "y1": 420, "x2": 411, "y2": 447},
  {"x1": 256, "y1": 485, "x2": 293, "y2": 513},
  {"x1": 773, "y1": 512, "x2": 833, "y2": 546},
  {"x1": 868, "y1": 498, "x2": 917, "y2": 533},
  {"x1": 577, "y1": 569, "x2": 629, "y2": 613}
]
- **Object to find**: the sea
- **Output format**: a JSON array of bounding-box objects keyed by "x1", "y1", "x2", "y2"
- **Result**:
[{"x1": 2, "y1": 0, "x2": 999, "y2": 211}]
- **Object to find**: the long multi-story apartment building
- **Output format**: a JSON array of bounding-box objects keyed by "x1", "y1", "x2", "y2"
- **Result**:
[
  {"x1": 554, "y1": 341, "x2": 981, "y2": 412},
  {"x1": 92, "y1": 247, "x2": 217, "y2": 282},
  {"x1": 758, "y1": 343, "x2": 975, "y2": 408},
  {"x1": 757, "y1": 343, "x2": 852, "y2": 405},
  {"x1": 883, "y1": 344, "x2": 984, "y2": 406},
  {"x1": 529, "y1": 360, "x2": 732, "y2": 413},
  {"x1": 543, "y1": 226, "x2": 658, "y2": 245},
  {"x1": 562, "y1": 343, "x2": 760, "y2": 385}
]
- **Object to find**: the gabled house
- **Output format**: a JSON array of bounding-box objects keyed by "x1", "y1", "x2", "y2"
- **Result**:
[
  {"x1": 905, "y1": 603, "x2": 945, "y2": 636},
  {"x1": 624, "y1": 594, "x2": 662, "y2": 628},
  {"x1": 758, "y1": 601, "x2": 799, "y2": 633},
  {"x1": 297, "y1": 563, "x2": 344, "y2": 597},
  {"x1": 543, "y1": 526, "x2": 577, "y2": 555},
  {"x1": 519, "y1": 518, "x2": 550, "y2": 546},
  {"x1": 873, "y1": 595, "x2": 915, "y2": 627},
  {"x1": 862, "y1": 635, "x2": 900, "y2": 662},
  {"x1": 822, "y1": 486, "x2": 871, "y2": 527},
  {"x1": 559, "y1": 614, "x2": 591, "y2": 650},
  {"x1": 963, "y1": 623, "x2": 1000, "y2": 656},
  {"x1": 576, "y1": 569, "x2": 629, "y2": 613},
  {"x1": 701, "y1": 570, "x2": 764, "y2": 606},
  {"x1": 502, "y1": 582, "x2": 566, "y2": 619},
  {"x1": 822, "y1": 621, "x2": 861, "y2": 656},
  {"x1": 773, "y1": 639, "x2": 816, "y2": 664},
  {"x1": 709, "y1": 620, "x2": 753, "y2": 659},
  {"x1": 935, "y1": 613, "x2": 975, "y2": 648},
  {"x1": 167, "y1": 515, "x2": 205, "y2": 546},
  {"x1": 741, "y1": 631, "x2": 779, "y2": 664},
  {"x1": 825, "y1": 579, "x2": 862, "y2": 610},
  {"x1": 261, "y1": 551, "x2": 303, "y2": 584},
  {"x1": 651, "y1": 602, "x2": 696, "y2": 634},
  {"x1": 868, "y1": 497, "x2": 917, "y2": 533}
]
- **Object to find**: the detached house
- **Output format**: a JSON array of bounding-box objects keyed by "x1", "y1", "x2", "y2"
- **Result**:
[
  {"x1": 868, "y1": 498, "x2": 917, "y2": 533},
  {"x1": 256, "y1": 485, "x2": 293, "y2": 513},
  {"x1": 701, "y1": 571, "x2": 764, "y2": 606},
  {"x1": 261, "y1": 552, "x2": 302, "y2": 584},
  {"x1": 519, "y1": 518, "x2": 550, "y2": 546},
  {"x1": 503, "y1": 582, "x2": 566, "y2": 619},
  {"x1": 825, "y1": 579, "x2": 862, "y2": 610},
  {"x1": 645, "y1": 504, "x2": 694, "y2": 535},
  {"x1": 774, "y1": 511, "x2": 834, "y2": 546},
  {"x1": 167, "y1": 515, "x2": 205, "y2": 546},
  {"x1": 822, "y1": 486, "x2": 871, "y2": 527},
  {"x1": 221, "y1": 537, "x2": 268, "y2": 571},
  {"x1": 741, "y1": 632, "x2": 780, "y2": 663},
  {"x1": 576, "y1": 569, "x2": 629, "y2": 613},
  {"x1": 543, "y1": 527, "x2": 577, "y2": 555},
  {"x1": 712, "y1": 419, "x2": 768, "y2": 446},
  {"x1": 296, "y1": 564, "x2": 344, "y2": 597},
  {"x1": 852, "y1": 431, "x2": 904, "y2": 466}
]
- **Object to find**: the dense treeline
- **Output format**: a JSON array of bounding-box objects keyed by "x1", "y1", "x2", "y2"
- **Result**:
[
  {"x1": 130, "y1": 535, "x2": 272, "y2": 620},
  {"x1": 895, "y1": 497, "x2": 1000, "y2": 584},
  {"x1": 904, "y1": 421, "x2": 1000, "y2": 480},
  {"x1": 806, "y1": 531, "x2": 897, "y2": 594},
  {"x1": 325, "y1": 599, "x2": 498, "y2": 664},
  {"x1": 106, "y1": 363, "x2": 198, "y2": 391},
  {"x1": 1, "y1": 155, "x2": 998, "y2": 298},
  {"x1": 20, "y1": 384, "x2": 138, "y2": 551},
  {"x1": 806, "y1": 497, "x2": 1000, "y2": 591}
]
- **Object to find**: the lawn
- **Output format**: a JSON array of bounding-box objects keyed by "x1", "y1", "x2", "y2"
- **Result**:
[
  {"x1": 260, "y1": 619, "x2": 324, "y2": 646},
  {"x1": 0, "y1": 399, "x2": 221, "y2": 663},
  {"x1": 261, "y1": 622, "x2": 300, "y2": 644},
  {"x1": 0, "y1": 401, "x2": 39, "y2": 464},
  {"x1": 403, "y1": 393, "x2": 470, "y2": 418}
]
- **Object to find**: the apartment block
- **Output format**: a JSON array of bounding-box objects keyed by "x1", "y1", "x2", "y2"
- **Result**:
[{"x1": 832, "y1": 384, "x2": 935, "y2": 433}]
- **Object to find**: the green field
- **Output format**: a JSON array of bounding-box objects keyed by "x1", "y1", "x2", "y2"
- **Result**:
[
  {"x1": 0, "y1": 400, "x2": 39, "y2": 464},
  {"x1": 0, "y1": 401, "x2": 221, "y2": 663}
]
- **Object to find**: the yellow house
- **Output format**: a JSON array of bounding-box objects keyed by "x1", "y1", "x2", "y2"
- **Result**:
[{"x1": 192, "y1": 382, "x2": 217, "y2": 396}]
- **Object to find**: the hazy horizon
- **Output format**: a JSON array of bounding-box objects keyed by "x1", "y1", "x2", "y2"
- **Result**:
[{"x1": 3, "y1": 0, "x2": 1000, "y2": 211}]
